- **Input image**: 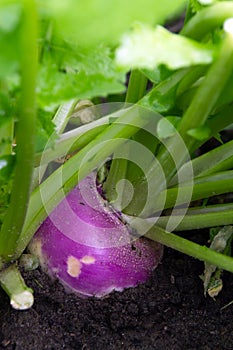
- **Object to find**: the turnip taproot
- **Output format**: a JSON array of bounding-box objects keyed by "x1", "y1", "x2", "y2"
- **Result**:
[{"x1": 29, "y1": 172, "x2": 163, "y2": 297}]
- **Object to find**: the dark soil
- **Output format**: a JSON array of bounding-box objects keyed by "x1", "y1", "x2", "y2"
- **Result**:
[{"x1": 1, "y1": 230, "x2": 233, "y2": 350}]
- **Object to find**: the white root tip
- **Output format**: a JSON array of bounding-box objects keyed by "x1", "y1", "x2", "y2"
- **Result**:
[{"x1": 10, "y1": 290, "x2": 34, "y2": 310}]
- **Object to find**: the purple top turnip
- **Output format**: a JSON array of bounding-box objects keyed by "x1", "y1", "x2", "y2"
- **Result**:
[{"x1": 29, "y1": 172, "x2": 163, "y2": 297}]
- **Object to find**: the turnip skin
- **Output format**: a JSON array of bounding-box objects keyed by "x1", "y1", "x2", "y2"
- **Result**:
[{"x1": 29, "y1": 173, "x2": 163, "y2": 297}]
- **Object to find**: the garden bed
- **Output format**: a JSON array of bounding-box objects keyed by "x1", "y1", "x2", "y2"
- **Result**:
[{"x1": 1, "y1": 231, "x2": 233, "y2": 350}]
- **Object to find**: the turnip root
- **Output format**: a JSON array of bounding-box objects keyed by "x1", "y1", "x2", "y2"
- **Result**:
[{"x1": 29, "y1": 172, "x2": 163, "y2": 297}]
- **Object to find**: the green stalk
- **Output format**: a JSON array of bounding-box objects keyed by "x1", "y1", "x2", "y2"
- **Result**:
[
  {"x1": 157, "y1": 206, "x2": 233, "y2": 231},
  {"x1": 118, "y1": 69, "x2": 192, "y2": 216},
  {"x1": 176, "y1": 65, "x2": 207, "y2": 96},
  {"x1": 181, "y1": 2, "x2": 233, "y2": 40},
  {"x1": 0, "y1": 0, "x2": 38, "y2": 261},
  {"x1": 171, "y1": 139, "x2": 233, "y2": 185},
  {"x1": 145, "y1": 225, "x2": 233, "y2": 273},
  {"x1": 177, "y1": 34, "x2": 233, "y2": 148},
  {"x1": 206, "y1": 104, "x2": 233, "y2": 138},
  {"x1": 103, "y1": 158, "x2": 129, "y2": 210},
  {"x1": 188, "y1": 103, "x2": 233, "y2": 156},
  {"x1": 34, "y1": 114, "x2": 115, "y2": 167},
  {"x1": 123, "y1": 171, "x2": 233, "y2": 222},
  {"x1": 125, "y1": 70, "x2": 148, "y2": 104},
  {"x1": 104, "y1": 70, "x2": 148, "y2": 205},
  {"x1": 147, "y1": 85, "x2": 233, "y2": 161},
  {"x1": 155, "y1": 171, "x2": 233, "y2": 212},
  {"x1": 52, "y1": 99, "x2": 78, "y2": 134},
  {"x1": 139, "y1": 31, "x2": 233, "y2": 212}
]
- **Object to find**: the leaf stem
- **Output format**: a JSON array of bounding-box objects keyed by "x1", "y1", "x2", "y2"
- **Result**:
[
  {"x1": 125, "y1": 70, "x2": 148, "y2": 104},
  {"x1": 0, "y1": 0, "x2": 38, "y2": 261},
  {"x1": 181, "y1": 2, "x2": 233, "y2": 40},
  {"x1": 34, "y1": 113, "x2": 116, "y2": 167},
  {"x1": 171, "y1": 139, "x2": 233, "y2": 185},
  {"x1": 155, "y1": 171, "x2": 233, "y2": 212},
  {"x1": 141, "y1": 31, "x2": 233, "y2": 210},
  {"x1": 157, "y1": 206, "x2": 233, "y2": 231},
  {"x1": 177, "y1": 33, "x2": 233, "y2": 150},
  {"x1": 104, "y1": 70, "x2": 148, "y2": 204},
  {"x1": 52, "y1": 99, "x2": 78, "y2": 134},
  {"x1": 188, "y1": 103, "x2": 233, "y2": 155},
  {"x1": 145, "y1": 225, "x2": 233, "y2": 273}
]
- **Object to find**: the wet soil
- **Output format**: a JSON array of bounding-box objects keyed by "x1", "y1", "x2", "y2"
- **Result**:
[{"x1": 0, "y1": 230, "x2": 233, "y2": 350}]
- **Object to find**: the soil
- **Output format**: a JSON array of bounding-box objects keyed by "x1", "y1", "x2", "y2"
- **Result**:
[{"x1": 0, "y1": 230, "x2": 233, "y2": 350}]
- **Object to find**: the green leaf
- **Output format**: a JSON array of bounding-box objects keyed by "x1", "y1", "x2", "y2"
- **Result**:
[
  {"x1": 116, "y1": 24, "x2": 213, "y2": 70},
  {"x1": 37, "y1": 44, "x2": 126, "y2": 107},
  {"x1": 0, "y1": 3, "x2": 22, "y2": 77},
  {"x1": 139, "y1": 69, "x2": 189, "y2": 114},
  {"x1": 43, "y1": 0, "x2": 186, "y2": 46},
  {"x1": 178, "y1": 61, "x2": 233, "y2": 113},
  {"x1": 35, "y1": 40, "x2": 126, "y2": 146},
  {"x1": 141, "y1": 83, "x2": 178, "y2": 114}
]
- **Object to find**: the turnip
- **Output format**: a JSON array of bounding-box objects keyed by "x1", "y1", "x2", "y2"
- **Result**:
[
  {"x1": 29, "y1": 172, "x2": 163, "y2": 297},
  {"x1": 2, "y1": 1, "x2": 233, "y2": 312}
]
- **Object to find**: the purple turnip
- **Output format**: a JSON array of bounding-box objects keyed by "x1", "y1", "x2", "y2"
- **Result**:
[{"x1": 29, "y1": 172, "x2": 163, "y2": 297}]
